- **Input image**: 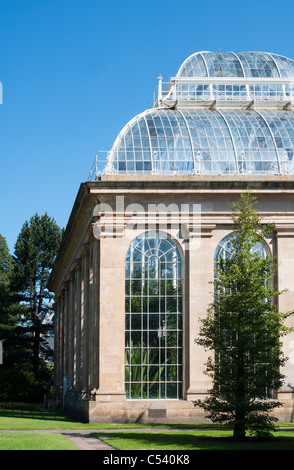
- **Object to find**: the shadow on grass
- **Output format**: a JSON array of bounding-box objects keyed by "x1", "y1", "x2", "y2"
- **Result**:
[
  {"x1": 0, "y1": 408, "x2": 78, "y2": 423},
  {"x1": 94, "y1": 431, "x2": 294, "y2": 451}
]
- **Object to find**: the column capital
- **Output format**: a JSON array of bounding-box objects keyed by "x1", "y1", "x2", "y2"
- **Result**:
[
  {"x1": 183, "y1": 222, "x2": 216, "y2": 238},
  {"x1": 274, "y1": 223, "x2": 294, "y2": 237}
]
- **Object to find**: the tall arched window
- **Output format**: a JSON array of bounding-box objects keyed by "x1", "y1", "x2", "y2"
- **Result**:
[
  {"x1": 125, "y1": 231, "x2": 183, "y2": 400},
  {"x1": 214, "y1": 231, "x2": 270, "y2": 303},
  {"x1": 214, "y1": 232, "x2": 272, "y2": 397},
  {"x1": 215, "y1": 232, "x2": 269, "y2": 265}
]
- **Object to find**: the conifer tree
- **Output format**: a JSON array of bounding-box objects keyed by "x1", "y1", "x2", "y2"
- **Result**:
[
  {"x1": 12, "y1": 213, "x2": 63, "y2": 376},
  {"x1": 0, "y1": 234, "x2": 30, "y2": 400},
  {"x1": 194, "y1": 192, "x2": 294, "y2": 438},
  {"x1": 0, "y1": 234, "x2": 24, "y2": 351},
  {"x1": 0, "y1": 234, "x2": 17, "y2": 344}
]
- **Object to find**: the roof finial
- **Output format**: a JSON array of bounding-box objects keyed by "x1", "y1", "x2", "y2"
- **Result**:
[{"x1": 157, "y1": 75, "x2": 162, "y2": 102}]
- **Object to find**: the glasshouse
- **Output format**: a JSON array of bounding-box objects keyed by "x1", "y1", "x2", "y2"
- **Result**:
[{"x1": 49, "y1": 51, "x2": 294, "y2": 423}]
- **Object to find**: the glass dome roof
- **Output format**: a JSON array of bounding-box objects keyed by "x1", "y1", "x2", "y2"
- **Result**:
[
  {"x1": 105, "y1": 108, "x2": 294, "y2": 176},
  {"x1": 98, "y1": 51, "x2": 294, "y2": 177},
  {"x1": 177, "y1": 51, "x2": 294, "y2": 78}
]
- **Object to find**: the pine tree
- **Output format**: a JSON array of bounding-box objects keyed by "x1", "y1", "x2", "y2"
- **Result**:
[
  {"x1": 0, "y1": 234, "x2": 15, "y2": 346},
  {"x1": 194, "y1": 192, "x2": 294, "y2": 439},
  {"x1": 0, "y1": 234, "x2": 31, "y2": 401},
  {"x1": 12, "y1": 213, "x2": 63, "y2": 377},
  {"x1": 0, "y1": 234, "x2": 24, "y2": 350}
]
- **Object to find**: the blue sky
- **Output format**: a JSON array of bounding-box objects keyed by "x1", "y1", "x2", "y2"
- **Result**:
[{"x1": 1, "y1": 0, "x2": 294, "y2": 252}]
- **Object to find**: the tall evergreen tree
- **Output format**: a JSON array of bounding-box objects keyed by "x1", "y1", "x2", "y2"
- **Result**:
[
  {"x1": 0, "y1": 234, "x2": 17, "y2": 344},
  {"x1": 12, "y1": 213, "x2": 63, "y2": 376},
  {"x1": 0, "y1": 234, "x2": 31, "y2": 401},
  {"x1": 0, "y1": 234, "x2": 24, "y2": 349},
  {"x1": 194, "y1": 192, "x2": 294, "y2": 438}
]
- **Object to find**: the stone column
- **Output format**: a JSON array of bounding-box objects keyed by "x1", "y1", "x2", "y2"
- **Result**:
[
  {"x1": 59, "y1": 291, "x2": 64, "y2": 386},
  {"x1": 69, "y1": 273, "x2": 75, "y2": 389},
  {"x1": 53, "y1": 296, "x2": 61, "y2": 387},
  {"x1": 96, "y1": 236, "x2": 126, "y2": 400},
  {"x1": 88, "y1": 244, "x2": 94, "y2": 390},
  {"x1": 63, "y1": 283, "x2": 69, "y2": 377},
  {"x1": 185, "y1": 224, "x2": 215, "y2": 400},
  {"x1": 88, "y1": 240, "x2": 100, "y2": 395},
  {"x1": 275, "y1": 224, "x2": 294, "y2": 393},
  {"x1": 92, "y1": 238, "x2": 100, "y2": 392},
  {"x1": 81, "y1": 248, "x2": 90, "y2": 393},
  {"x1": 74, "y1": 261, "x2": 82, "y2": 390}
]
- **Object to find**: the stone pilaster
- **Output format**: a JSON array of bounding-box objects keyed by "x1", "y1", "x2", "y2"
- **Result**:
[
  {"x1": 185, "y1": 224, "x2": 215, "y2": 400},
  {"x1": 275, "y1": 224, "x2": 294, "y2": 393},
  {"x1": 74, "y1": 260, "x2": 82, "y2": 390},
  {"x1": 59, "y1": 291, "x2": 64, "y2": 386},
  {"x1": 92, "y1": 238, "x2": 100, "y2": 392},
  {"x1": 68, "y1": 273, "x2": 75, "y2": 389},
  {"x1": 81, "y1": 246, "x2": 90, "y2": 393},
  {"x1": 96, "y1": 235, "x2": 126, "y2": 400},
  {"x1": 63, "y1": 282, "x2": 69, "y2": 377},
  {"x1": 53, "y1": 296, "x2": 61, "y2": 387}
]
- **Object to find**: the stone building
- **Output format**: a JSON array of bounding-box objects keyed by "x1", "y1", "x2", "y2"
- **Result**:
[{"x1": 49, "y1": 51, "x2": 294, "y2": 423}]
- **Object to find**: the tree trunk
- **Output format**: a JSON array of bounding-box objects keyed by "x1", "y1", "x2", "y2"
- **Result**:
[
  {"x1": 233, "y1": 312, "x2": 246, "y2": 439},
  {"x1": 233, "y1": 418, "x2": 246, "y2": 439},
  {"x1": 33, "y1": 316, "x2": 41, "y2": 376}
]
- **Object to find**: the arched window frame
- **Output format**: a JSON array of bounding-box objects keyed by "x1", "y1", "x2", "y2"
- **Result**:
[
  {"x1": 214, "y1": 231, "x2": 273, "y2": 398},
  {"x1": 125, "y1": 231, "x2": 184, "y2": 400},
  {"x1": 215, "y1": 231, "x2": 270, "y2": 266}
]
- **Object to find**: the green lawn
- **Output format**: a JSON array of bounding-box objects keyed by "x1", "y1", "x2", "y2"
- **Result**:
[
  {"x1": 0, "y1": 406, "x2": 151, "y2": 430},
  {"x1": 94, "y1": 430, "x2": 294, "y2": 450},
  {"x1": 0, "y1": 432, "x2": 78, "y2": 450},
  {"x1": 0, "y1": 404, "x2": 294, "y2": 450},
  {"x1": 0, "y1": 406, "x2": 226, "y2": 431}
]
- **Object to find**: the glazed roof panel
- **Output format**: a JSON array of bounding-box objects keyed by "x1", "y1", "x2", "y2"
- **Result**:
[
  {"x1": 104, "y1": 108, "x2": 294, "y2": 176},
  {"x1": 177, "y1": 51, "x2": 294, "y2": 78}
]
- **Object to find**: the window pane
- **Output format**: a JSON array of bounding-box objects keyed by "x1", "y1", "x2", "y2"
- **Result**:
[{"x1": 125, "y1": 232, "x2": 183, "y2": 399}]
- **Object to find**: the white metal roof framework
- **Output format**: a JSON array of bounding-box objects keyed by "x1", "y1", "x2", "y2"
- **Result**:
[{"x1": 95, "y1": 51, "x2": 294, "y2": 177}]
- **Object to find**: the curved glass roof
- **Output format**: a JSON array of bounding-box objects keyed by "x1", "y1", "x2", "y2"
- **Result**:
[
  {"x1": 105, "y1": 108, "x2": 294, "y2": 175},
  {"x1": 177, "y1": 51, "x2": 294, "y2": 78},
  {"x1": 98, "y1": 51, "x2": 294, "y2": 178}
]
